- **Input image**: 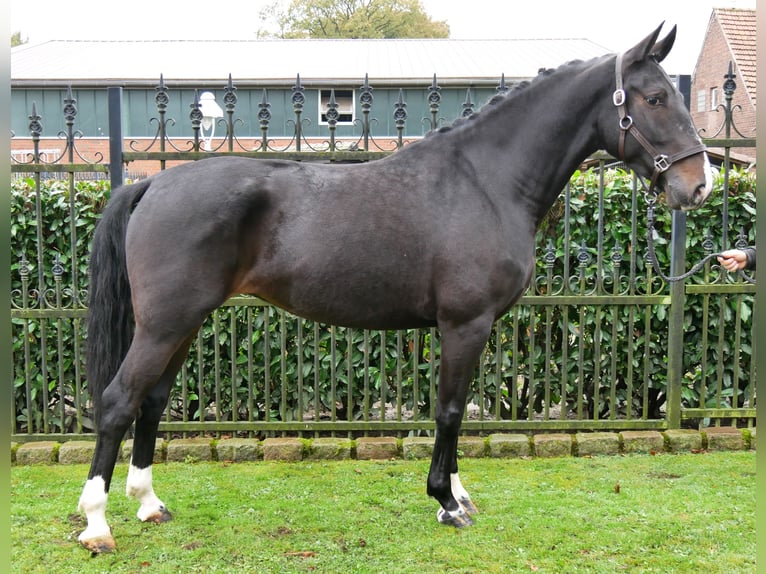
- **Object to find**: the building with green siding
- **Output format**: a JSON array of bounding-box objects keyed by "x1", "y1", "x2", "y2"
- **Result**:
[{"x1": 11, "y1": 38, "x2": 611, "y2": 171}]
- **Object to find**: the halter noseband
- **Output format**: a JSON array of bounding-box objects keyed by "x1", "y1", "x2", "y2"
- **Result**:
[{"x1": 613, "y1": 52, "x2": 707, "y2": 196}]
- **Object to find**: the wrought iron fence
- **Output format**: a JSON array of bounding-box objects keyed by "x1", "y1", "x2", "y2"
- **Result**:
[{"x1": 10, "y1": 69, "x2": 755, "y2": 442}]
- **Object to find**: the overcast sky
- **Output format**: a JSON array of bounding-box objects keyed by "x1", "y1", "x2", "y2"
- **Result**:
[{"x1": 10, "y1": 0, "x2": 756, "y2": 74}]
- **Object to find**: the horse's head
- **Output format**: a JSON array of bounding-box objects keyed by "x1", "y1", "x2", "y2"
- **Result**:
[{"x1": 607, "y1": 24, "x2": 712, "y2": 211}]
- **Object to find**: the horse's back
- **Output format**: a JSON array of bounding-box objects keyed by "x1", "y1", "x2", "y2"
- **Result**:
[
  {"x1": 122, "y1": 157, "x2": 429, "y2": 325},
  {"x1": 122, "y1": 155, "x2": 529, "y2": 330}
]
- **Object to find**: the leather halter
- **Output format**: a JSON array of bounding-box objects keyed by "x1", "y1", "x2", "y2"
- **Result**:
[{"x1": 613, "y1": 52, "x2": 707, "y2": 195}]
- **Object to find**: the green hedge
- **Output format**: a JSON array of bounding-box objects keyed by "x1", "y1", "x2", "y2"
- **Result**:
[{"x1": 10, "y1": 168, "x2": 755, "y2": 434}]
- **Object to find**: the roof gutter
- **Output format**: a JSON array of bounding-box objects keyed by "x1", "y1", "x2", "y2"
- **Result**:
[{"x1": 11, "y1": 76, "x2": 522, "y2": 89}]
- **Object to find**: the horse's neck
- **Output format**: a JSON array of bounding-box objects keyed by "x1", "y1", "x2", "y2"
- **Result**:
[{"x1": 466, "y1": 61, "x2": 612, "y2": 224}]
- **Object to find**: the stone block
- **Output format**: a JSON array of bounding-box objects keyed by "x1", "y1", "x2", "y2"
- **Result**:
[
  {"x1": 402, "y1": 437, "x2": 433, "y2": 459},
  {"x1": 619, "y1": 431, "x2": 665, "y2": 454},
  {"x1": 216, "y1": 438, "x2": 262, "y2": 462},
  {"x1": 748, "y1": 427, "x2": 756, "y2": 450},
  {"x1": 457, "y1": 436, "x2": 487, "y2": 458},
  {"x1": 306, "y1": 438, "x2": 351, "y2": 461},
  {"x1": 488, "y1": 434, "x2": 531, "y2": 458},
  {"x1": 703, "y1": 427, "x2": 744, "y2": 451},
  {"x1": 121, "y1": 438, "x2": 165, "y2": 464},
  {"x1": 533, "y1": 434, "x2": 572, "y2": 458},
  {"x1": 355, "y1": 436, "x2": 399, "y2": 460},
  {"x1": 58, "y1": 441, "x2": 96, "y2": 464},
  {"x1": 15, "y1": 441, "x2": 58, "y2": 465},
  {"x1": 262, "y1": 438, "x2": 303, "y2": 462},
  {"x1": 576, "y1": 432, "x2": 620, "y2": 456},
  {"x1": 166, "y1": 438, "x2": 213, "y2": 462},
  {"x1": 663, "y1": 429, "x2": 702, "y2": 452}
]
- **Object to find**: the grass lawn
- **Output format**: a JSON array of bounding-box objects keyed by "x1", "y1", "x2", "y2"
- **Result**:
[{"x1": 11, "y1": 451, "x2": 754, "y2": 573}]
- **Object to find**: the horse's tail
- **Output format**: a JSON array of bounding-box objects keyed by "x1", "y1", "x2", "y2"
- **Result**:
[{"x1": 86, "y1": 179, "x2": 152, "y2": 424}]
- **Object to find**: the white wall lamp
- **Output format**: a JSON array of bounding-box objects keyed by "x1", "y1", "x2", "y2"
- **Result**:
[{"x1": 198, "y1": 91, "x2": 223, "y2": 150}]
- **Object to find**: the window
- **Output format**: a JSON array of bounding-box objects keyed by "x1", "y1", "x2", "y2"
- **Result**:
[
  {"x1": 319, "y1": 89, "x2": 354, "y2": 124},
  {"x1": 696, "y1": 90, "x2": 706, "y2": 112},
  {"x1": 710, "y1": 87, "x2": 719, "y2": 111}
]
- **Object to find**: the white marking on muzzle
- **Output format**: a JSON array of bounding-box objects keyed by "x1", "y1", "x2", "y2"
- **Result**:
[{"x1": 702, "y1": 152, "x2": 714, "y2": 200}]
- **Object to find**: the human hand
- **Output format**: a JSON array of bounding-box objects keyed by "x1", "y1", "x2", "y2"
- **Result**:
[{"x1": 717, "y1": 249, "x2": 748, "y2": 272}]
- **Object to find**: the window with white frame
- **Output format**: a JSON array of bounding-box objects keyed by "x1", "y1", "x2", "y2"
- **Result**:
[
  {"x1": 710, "y1": 87, "x2": 719, "y2": 111},
  {"x1": 696, "y1": 90, "x2": 706, "y2": 112},
  {"x1": 319, "y1": 89, "x2": 354, "y2": 124}
]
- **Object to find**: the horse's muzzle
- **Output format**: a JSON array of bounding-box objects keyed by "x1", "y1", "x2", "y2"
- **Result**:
[{"x1": 665, "y1": 153, "x2": 714, "y2": 211}]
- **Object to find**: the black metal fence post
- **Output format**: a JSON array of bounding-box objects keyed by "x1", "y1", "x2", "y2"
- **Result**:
[
  {"x1": 666, "y1": 209, "x2": 687, "y2": 429},
  {"x1": 108, "y1": 87, "x2": 124, "y2": 192}
]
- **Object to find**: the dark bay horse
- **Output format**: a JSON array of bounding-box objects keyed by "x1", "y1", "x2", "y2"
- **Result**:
[{"x1": 78, "y1": 24, "x2": 712, "y2": 553}]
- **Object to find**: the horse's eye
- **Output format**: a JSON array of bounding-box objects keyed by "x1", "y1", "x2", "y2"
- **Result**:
[{"x1": 645, "y1": 96, "x2": 662, "y2": 106}]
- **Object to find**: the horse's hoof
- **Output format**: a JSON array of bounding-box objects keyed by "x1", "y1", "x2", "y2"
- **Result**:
[
  {"x1": 144, "y1": 507, "x2": 173, "y2": 524},
  {"x1": 80, "y1": 534, "x2": 116, "y2": 554},
  {"x1": 458, "y1": 497, "x2": 479, "y2": 516},
  {"x1": 437, "y1": 507, "x2": 475, "y2": 528}
]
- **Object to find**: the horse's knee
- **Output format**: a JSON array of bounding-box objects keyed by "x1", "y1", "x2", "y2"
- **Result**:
[{"x1": 435, "y1": 404, "x2": 463, "y2": 435}]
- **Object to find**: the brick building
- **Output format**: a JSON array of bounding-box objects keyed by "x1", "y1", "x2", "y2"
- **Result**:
[{"x1": 690, "y1": 7, "x2": 756, "y2": 163}]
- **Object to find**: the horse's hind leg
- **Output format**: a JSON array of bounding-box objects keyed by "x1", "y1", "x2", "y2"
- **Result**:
[
  {"x1": 428, "y1": 313, "x2": 493, "y2": 527},
  {"x1": 126, "y1": 336, "x2": 194, "y2": 525},
  {"x1": 78, "y1": 330, "x2": 191, "y2": 553}
]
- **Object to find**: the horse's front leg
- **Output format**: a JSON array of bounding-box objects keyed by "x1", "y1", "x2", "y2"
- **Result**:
[{"x1": 428, "y1": 314, "x2": 493, "y2": 527}]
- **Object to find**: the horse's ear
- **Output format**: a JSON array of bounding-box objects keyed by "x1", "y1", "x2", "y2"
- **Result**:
[
  {"x1": 622, "y1": 23, "x2": 675, "y2": 66},
  {"x1": 650, "y1": 25, "x2": 676, "y2": 63}
]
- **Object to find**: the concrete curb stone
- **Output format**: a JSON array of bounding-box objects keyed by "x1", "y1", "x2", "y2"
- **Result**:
[
  {"x1": 262, "y1": 438, "x2": 303, "y2": 462},
  {"x1": 356, "y1": 437, "x2": 399, "y2": 460},
  {"x1": 217, "y1": 438, "x2": 262, "y2": 462},
  {"x1": 619, "y1": 431, "x2": 664, "y2": 454},
  {"x1": 57, "y1": 441, "x2": 95, "y2": 464},
  {"x1": 663, "y1": 429, "x2": 703, "y2": 452},
  {"x1": 575, "y1": 432, "x2": 620, "y2": 456},
  {"x1": 702, "y1": 427, "x2": 745, "y2": 451},
  {"x1": 488, "y1": 434, "x2": 530, "y2": 458},
  {"x1": 534, "y1": 434, "x2": 572, "y2": 458},
  {"x1": 402, "y1": 437, "x2": 433, "y2": 459},
  {"x1": 166, "y1": 438, "x2": 213, "y2": 463},
  {"x1": 15, "y1": 441, "x2": 59, "y2": 465},
  {"x1": 121, "y1": 439, "x2": 166, "y2": 463},
  {"x1": 458, "y1": 436, "x2": 487, "y2": 458},
  {"x1": 306, "y1": 438, "x2": 352, "y2": 461},
  {"x1": 10, "y1": 429, "x2": 756, "y2": 465}
]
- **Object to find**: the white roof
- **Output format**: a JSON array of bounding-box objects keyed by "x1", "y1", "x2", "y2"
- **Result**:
[{"x1": 11, "y1": 38, "x2": 612, "y2": 87}]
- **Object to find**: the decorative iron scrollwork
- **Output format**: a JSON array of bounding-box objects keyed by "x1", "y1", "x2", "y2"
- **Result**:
[
  {"x1": 393, "y1": 89, "x2": 407, "y2": 148},
  {"x1": 497, "y1": 73, "x2": 509, "y2": 94},
  {"x1": 425, "y1": 74, "x2": 442, "y2": 131},
  {"x1": 461, "y1": 89, "x2": 474, "y2": 118}
]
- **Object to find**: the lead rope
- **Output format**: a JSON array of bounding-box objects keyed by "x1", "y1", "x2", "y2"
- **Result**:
[{"x1": 644, "y1": 192, "x2": 755, "y2": 284}]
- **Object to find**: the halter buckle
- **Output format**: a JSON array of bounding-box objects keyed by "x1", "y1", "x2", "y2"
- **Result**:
[
  {"x1": 654, "y1": 155, "x2": 670, "y2": 172},
  {"x1": 619, "y1": 115, "x2": 633, "y2": 131},
  {"x1": 612, "y1": 89, "x2": 626, "y2": 107}
]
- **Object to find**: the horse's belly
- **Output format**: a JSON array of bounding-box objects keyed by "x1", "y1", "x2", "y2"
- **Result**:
[{"x1": 239, "y1": 251, "x2": 436, "y2": 329}]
